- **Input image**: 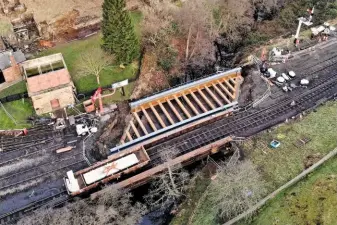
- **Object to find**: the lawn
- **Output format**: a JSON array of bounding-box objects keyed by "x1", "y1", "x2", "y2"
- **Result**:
[
  {"x1": 242, "y1": 101, "x2": 337, "y2": 189},
  {"x1": 0, "y1": 81, "x2": 27, "y2": 98},
  {"x1": 38, "y1": 11, "x2": 143, "y2": 94},
  {"x1": 248, "y1": 156, "x2": 337, "y2": 225},
  {"x1": 0, "y1": 99, "x2": 34, "y2": 129},
  {"x1": 172, "y1": 101, "x2": 337, "y2": 225},
  {"x1": 102, "y1": 81, "x2": 136, "y2": 104}
]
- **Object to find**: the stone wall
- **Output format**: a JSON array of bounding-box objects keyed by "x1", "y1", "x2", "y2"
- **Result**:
[{"x1": 31, "y1": 85, "x2": 74, "y2": 115}]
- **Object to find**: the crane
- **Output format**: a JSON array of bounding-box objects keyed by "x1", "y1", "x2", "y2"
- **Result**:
[{"x1": 294, "y1": 7, "x2": 314, "y2": 47}]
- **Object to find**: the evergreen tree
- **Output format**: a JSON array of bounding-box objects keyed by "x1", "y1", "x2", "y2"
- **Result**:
[{"x1": 102, "y1": 0, "x2": 140, "y2": 64}]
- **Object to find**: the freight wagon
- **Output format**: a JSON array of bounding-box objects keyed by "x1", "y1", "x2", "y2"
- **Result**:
[{"x1": 64, "y1": 147, "x2": 150, "y2": 196}]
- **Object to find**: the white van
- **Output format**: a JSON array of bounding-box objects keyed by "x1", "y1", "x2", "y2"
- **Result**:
[{"x1": 268, "y1": 68, "x2": 277, "y2": 78}]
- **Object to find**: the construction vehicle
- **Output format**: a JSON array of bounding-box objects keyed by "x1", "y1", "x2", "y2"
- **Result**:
[
  {"x1": 294, "y1": 7, "x2": 314, "y2": 46},
  {"x1": 83, "y1": 87, "x2": 116, "y2": 114}
]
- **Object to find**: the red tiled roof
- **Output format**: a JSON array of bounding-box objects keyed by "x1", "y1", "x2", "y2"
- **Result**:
[{"x1": 27, "y1": 69, "x2": 72, "y2": 93}]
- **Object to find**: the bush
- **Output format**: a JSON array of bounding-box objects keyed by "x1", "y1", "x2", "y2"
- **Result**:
[
  {"x1": 244, "y1": 32, "x2": 270, "y2": 46},
  {"x1": 158, "y1": 45, "x2": 178, "y2": 72}
]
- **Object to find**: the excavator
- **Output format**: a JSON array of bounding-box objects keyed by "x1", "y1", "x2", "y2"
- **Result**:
[{"x1": 83, "y1": 87, "x2": 116, "y2": 114}]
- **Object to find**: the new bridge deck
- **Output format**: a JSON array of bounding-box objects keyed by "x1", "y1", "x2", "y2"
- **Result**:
[{"x1": 116, "y1": 68, "x2": 242, "y2": 151}]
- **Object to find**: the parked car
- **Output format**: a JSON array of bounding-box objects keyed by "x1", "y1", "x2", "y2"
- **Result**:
[
  {"x1": 300, "y1": 79, "x2": 310, "y2": 86},
  {"x1": 282, "y1": 73, "x2": 290, "y2": 81},
  {"x1": 277, "y1": 76, "x2": 286, "y2": 83},
  {"x1": 288, "y1": 71, "x2": 296, "y2": 78}
]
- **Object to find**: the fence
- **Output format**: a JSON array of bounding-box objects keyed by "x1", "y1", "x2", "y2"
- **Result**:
[{"x1": 0, "y1": 92, "x2": 28, "y2": 103}]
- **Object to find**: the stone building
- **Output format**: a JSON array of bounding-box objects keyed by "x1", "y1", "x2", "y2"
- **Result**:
[{"x1": 22, "y1": 53, "x2": 76, "y2": 115}]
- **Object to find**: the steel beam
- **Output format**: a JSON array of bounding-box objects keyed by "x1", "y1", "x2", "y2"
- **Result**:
[
  {"x1": 158, "y1": 101, "x2": 175, "y2": 125},
  {"x1": 224, "y1": 79, "x2": 235, "y2": 93},
  {"x1": 182, "y1": 94, "x2": 199, "y2": 115},
  {"x1": 174, "y1": 95, "x2": 191, "y2": 118},
  {"x1": 149, "y1": 104, "x2": 166, "y2": 128},
  {"x1": 204, "y1": 86, "x2": 223, "y2": 107},
  {"x1": 197, "y1": 88, "x2": 215, "y2": 109},
  {"x1": 126, "y1": 131, "x2": 133, "y2": 141},
  {"x1": 141, "y1": 107, "x2": 157, "y2": 132},
  {"x1": 189, "y1": 91, "x2": 207, "y2": 113},
  {"x1": 167, "y1": 99, "x2": 183, "y2": 121},
  {"x1": 211, "y1": 83, "x2": 231, "y2": 104},
  {"x1": 133, "y1": 112, "x2": 148, "y2": 135},
  {"x1": 217, "y1": 81, "x2": 235, "y2": 100},
  {"x1": 130, "y1": 121, "x2": 140, "y2": 138}
]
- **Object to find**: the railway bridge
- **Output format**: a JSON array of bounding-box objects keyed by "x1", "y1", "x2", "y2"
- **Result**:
[
  {"x1": 66, "y1": 68, "x2": 244, "y2": 194},
  {"x1": 66, "y1": 48, "x2": 337, "y2": 194}
]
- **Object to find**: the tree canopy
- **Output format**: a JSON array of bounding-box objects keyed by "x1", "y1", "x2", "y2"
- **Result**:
[{"x1": 102, "y1": 0, "x2": 140, "y2": 64}]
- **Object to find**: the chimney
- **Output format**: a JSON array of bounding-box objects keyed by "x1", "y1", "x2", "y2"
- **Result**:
[{"x1": 9, "y1": 52, "x2": 17, "y2": 67}]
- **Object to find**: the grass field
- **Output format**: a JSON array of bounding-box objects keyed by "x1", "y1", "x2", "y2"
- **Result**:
[
  {"x1": 39, "y1": 11, "x2": 143, "y2": 94},
  {"x1": 243, "y1": 102, "x2": 337, "y2": 189},
  {"x1": 172, "y1": 101, "x2": 337, "y2": 225},
  {"x1": 248, "y1": 156, "x2": 337, "y2": 225},
  {"x1": 0, "y1": 81, "x2": 27, "y2": 98},
  {"x1": 0, "y1": 99, "x2": 34, "y2": 129}
]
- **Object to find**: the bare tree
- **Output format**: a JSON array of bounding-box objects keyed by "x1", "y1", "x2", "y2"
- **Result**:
[
  {"x1": 92, "y1": 187, "x2": 146, "y2": 225},
  {"x1": 145, "y1": 147, "x2": 190, "y2": 209},
  {"x1": 76, "y1": 47, "x2": 114, "y2": 85},
  {"x1": 17, "y1": 188, "x2": 146, "y2": 225},
  {"x1": 141, "y1": 0, "x2": 176, "y2": 47},
  {"x1": 173, "y1": 0, "x2": 219, "y2": 66},
  {"x1": 206, "y1": 160, "x2": 267, "y2": 222}
]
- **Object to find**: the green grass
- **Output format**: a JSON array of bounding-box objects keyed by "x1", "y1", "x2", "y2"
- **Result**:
[
  {"x1": 242, "y1": 102, "x2": 337, "y2": 189},
  {"x1": 102, "y1": 81, "x2": 136, "y2": 104},
  {"x1": 0, "y1": 99, "x2": 34, "y2": 129},
  {"x1": 38, "y1": 11, "x2": 142, "y2": 94},
  {"x1": 0, "y1": 81, "x2": 27, "y2": 98},
  {"x1": 172, "y1": 101, "x2": 337, "y2": 225},
  {"x1": 247, "y1": 157, "x2": 337, "y2": 225}
]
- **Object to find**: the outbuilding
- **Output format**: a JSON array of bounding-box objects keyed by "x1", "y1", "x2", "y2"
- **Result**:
[{"x1": 22, "y1": 53, "x2": 76, "y2": 115}]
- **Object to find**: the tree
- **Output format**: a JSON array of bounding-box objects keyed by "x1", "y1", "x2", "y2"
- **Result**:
[
  {"x1": 17, "y1": 188, "x2": 146, "y2": 225},
  {"x1": 203, "y1": 159, "x2": 267, "y2": 222},
  {"x1": 173, "y1": 0, "x2": 218, "y2": 66},
  {"x1": 141, "y1": 0, "x2": 175, "y2": 47},
  {"x1": 102, "y1": 0, "x2": 140, "y2": 64},
  {"x1": 145, "y1": 147, "x2": 190, "y2": 209},
  {"x1": 76, "y1": 47, "x2": 113, "y2": 85}
]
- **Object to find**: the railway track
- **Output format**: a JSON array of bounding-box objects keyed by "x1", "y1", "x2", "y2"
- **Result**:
[
  {"x1": 0, "y1": 190, "x2": 69, "y2": 225},
  {"x1": 0, "y1": 153, "x2": 84, "y2": 187},
  {"x1": 0, "y1": 159, "x2": 86, "y2": 192},
  {"x1": 0, "y1": 131, "x2": 63, "y2": 151},
  {"x1": 146, "y1": 65, "x2": 337, "y2": 165},
  {"x1": 0, "y1": 143, "x2": 64, "y2": 167},
  {"x1": 2, "y1": 44, "x2": 337, "y2": 224}
]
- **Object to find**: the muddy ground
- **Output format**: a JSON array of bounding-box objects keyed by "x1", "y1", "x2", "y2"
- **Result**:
[{"x1": 238, "y1": 66, "x2": 269, "y2": 106}]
